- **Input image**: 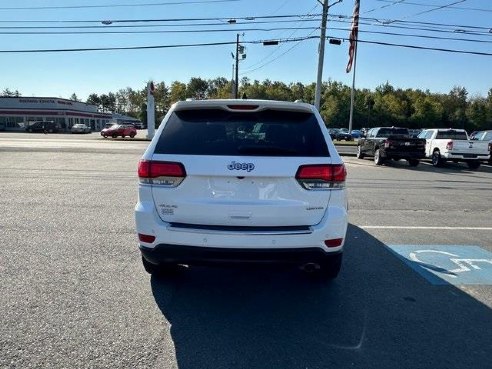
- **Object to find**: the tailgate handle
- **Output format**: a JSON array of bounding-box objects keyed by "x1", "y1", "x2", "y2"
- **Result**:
[{"x1": 229, "y1": 212, "x2": 252, "y2": 219}]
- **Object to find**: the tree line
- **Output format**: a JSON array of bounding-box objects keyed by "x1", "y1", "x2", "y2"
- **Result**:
[{"x1": 3, "y1": 79, "x2": 492, "y2": 131}]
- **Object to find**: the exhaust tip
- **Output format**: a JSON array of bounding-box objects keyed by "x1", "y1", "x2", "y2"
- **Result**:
[{"x1": 301, "y1": 262, "x2": 321, "y2": 273}]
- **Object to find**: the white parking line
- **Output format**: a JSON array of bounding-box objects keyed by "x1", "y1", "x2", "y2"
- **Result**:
[{"x1": 361, "y1": 226, "x2": 492, "y2": 231}]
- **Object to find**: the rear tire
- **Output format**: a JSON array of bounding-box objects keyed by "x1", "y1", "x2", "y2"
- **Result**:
[
  {"x1": 432, "y1": 150, "x2": 442, "y2": 167},
  {"x1": 408, "y1": 159, "x2": 420, "y2": 167},
  {"x1": 121, "y1": 135, "x2": 125, "y2": 138},
  {"x1": 130, "y1": 133, "x2": 136, "y2": 138},
  {"x1": 112, "y1": 133, "x2": 118, "y2": 138},
  {"x1": 356, "y1": 145, "x2": 364, "y2": 159},
  {"x1": 374, "y1": 149, "x2": 384, "y2": 165}
]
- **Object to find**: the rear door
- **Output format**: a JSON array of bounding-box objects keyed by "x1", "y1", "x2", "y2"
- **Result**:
[{"x1": 150, "y1": 106, "x2": 334, "y2": 227}]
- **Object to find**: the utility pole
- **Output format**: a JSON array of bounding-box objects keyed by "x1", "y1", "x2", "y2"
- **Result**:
[
  {"x1": 234, "y1": 33, "x2": 239, "y2": 99},
  {"x1": 314, "y1": 0, "x2": 329, "y2": 110}
]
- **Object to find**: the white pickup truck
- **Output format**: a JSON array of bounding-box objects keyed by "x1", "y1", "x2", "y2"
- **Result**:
[{"x1": 418, "y1": 128, "x2": 490, "y2": 170}]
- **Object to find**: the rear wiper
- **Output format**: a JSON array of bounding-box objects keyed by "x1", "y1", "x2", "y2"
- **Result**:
[{"x1": 237, "y1": 145, "x2": 299, "y2": 155}]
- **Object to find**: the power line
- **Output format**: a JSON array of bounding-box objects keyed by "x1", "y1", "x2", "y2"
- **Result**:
[
  {"x1": 0, "y1": 11, "x2": 487, "y2": 35},
  {"x1": 0, "y1": 36, "x2": 318, "y2": 53},
  {"x1": 241, "y1": 3, "x2": 320, "y2": 70},
  {"x1": 2, "y1": 26, "x2": 491, "y2": 47},
  {"x1": 352, "y1": 28, "x2": 492, "y2": 45},
  {"x1": 0, "y1": 33, "x2": 488, "y2": 59},
  {"x1": 374, "y1": 0, "x2": 492, "y2": 13},
  {"x1": 392, "y1": 0, "x2": 468, "y2": 21},
  {"x1": 0, "y1": 16, "x2": 488, "y2": 37},
  {"x1": 349, "y1": 36, "x2": 492, "y2": 56},
  {"x1": 0, "y1": 26, "x2": 320, "y2": 35},
  {"x1": 0, "y1": 19, "x2": 322, "y2": 30},
  {"x1": 329, "y1": 13, "x2": 491, "y2": 32},
  {"x1": 241, "y1": 29, "x2": 320, "y2": 75},
  {"x1": 0, "y1": 0, "x2": 240, "y2": 11},
  {"x1": 0, "y1": 13, "x2": 323, "y2": 24},
  {"x1": 363, "y1": 0, "x2": 406, "y2": 15},
  {"x1": 0, "y1": 40, "x2": 236, "y2": 53},
  {"x1": 332, "y1": 18, "x2": 492, "y2": 37}
]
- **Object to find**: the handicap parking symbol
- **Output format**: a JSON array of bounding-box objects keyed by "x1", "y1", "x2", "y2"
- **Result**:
[{"x1": 386, "y1": 245, "x2": 492, "y2": 285}]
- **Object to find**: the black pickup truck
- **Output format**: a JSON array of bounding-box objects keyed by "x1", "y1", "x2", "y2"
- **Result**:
[{"x1": 357, "y1": 127, "x2": 426, "y2": 166}]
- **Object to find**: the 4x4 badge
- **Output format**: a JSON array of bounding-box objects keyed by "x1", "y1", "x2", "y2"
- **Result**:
[{"x1": 227, "y1": 161, "x2": 255, "y2": 172}]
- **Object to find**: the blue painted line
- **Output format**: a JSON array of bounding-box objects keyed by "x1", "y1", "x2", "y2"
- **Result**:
[{"x1": 386, "y1": 245, "x2": 492, "y2": 285}]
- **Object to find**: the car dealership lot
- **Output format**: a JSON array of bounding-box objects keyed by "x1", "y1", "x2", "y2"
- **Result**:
[{"x1": 1, "y1": 132, "x2": 491, "y2": 369}]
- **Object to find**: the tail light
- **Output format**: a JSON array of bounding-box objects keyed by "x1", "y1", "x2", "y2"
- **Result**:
[
  {"x1": 324, "y1": 238, "x2": 343, "y2": 247},
  {"x1": 227, "y1": 104, "x2": 259, "y2": 111},
  {"x1": 384, "y1": 140, "x2": 394, "y2": 149},
  {"x1": 138, "y1": 160, "x2": 186, "y2": 187},
  {"x1": 138, "y1": 233, "x2": 156, "y2": 243},
  {"x1": 295, "y1": 164, "x2": 346, "y2": 190},
  {"x1": 446, "y1": 141, "x2": 453, "y2": 150}
]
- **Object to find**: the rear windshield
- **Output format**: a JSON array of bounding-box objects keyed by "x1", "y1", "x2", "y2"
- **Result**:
[
  {"x1": 154, "y1": 108, "x2": 329, "y2": 157},
  {"x1": 436, "y1": 130, "x2": 468, "y2": 140},
  {"x1": 376, "y1": 128, "x2": 409, "y2": 137}
]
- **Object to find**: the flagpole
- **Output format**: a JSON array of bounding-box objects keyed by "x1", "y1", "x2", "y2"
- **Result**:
[{"x1": 348, "y1": 41, "x2": 358, "y2": 134}]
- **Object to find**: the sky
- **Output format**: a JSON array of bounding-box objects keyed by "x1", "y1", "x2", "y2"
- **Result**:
[{"x1": 0, "y1": 0, "x2": 490, "y2": 101}]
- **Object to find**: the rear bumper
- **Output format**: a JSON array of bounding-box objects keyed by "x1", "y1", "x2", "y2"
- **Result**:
[
  {"x1": 442, "y1": 152, "x2": 490, "y2": 160},
  {"x1": 135, "y1": 193, "x2": 348, "y2": 259},
  {"x1": 381, "y1": 150, "x2": 425, "y2": 159},
  {"x1": 140, "y1": 244, "x2": 341, "y2": 266}
]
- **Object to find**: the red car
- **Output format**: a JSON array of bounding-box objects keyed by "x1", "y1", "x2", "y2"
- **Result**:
[{"x1": 101, "y1": 124, "x2": 137, "y2": 138}]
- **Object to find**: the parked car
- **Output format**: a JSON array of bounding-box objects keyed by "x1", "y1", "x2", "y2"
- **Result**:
[
  {"x1": 25, "y1": 121, "x2": 60, "y2": 133},
  {"x1": 350, "y1": 130, "x2": 362, "y2": 139},
  {"x1": 418, "y1": 128, "x2": 490, "y2": 169},
  {"x1": 335, "y1": 128, "x2": 353, "y2": 141},
  {"x1": 71, "y1": 123, "x2": 91, "y2": 134},
  {"x1": 104, "y1": 122, "x2": 117, "y2": 129},
  {"x1": 462, "y1": 130, "x2": 492, "y2": 164},
  {"x1": 357, "y1": 127, "x2": 426, "y2": 166},
  {"x1": 101, "y1": 124, "x2": 137, "y2": 138},
  {"x1": 327, "y1": 128, "x2": 339, "y2": 140},
  {"x1": 408, "y1": 129, "x2": 422, "y2": 138},
  {"x1": 136, "y1": 99, "x2": 348, "y2": 280}
]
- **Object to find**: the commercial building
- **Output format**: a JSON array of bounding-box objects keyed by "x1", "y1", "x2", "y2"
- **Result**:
[{"x1": 0, "y1": 97, "x2": 112, "y2": 131}]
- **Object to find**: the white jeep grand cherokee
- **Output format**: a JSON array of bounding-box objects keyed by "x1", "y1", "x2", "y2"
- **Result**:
[{"x1": 135, "y1": 99, "x2": 348, "y2": 279}]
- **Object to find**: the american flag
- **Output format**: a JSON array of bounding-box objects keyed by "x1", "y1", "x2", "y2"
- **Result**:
[
  {"x1": 346, "y1": 0, "x2": 360, "y2": 73},
  {"x1": 148, "y1": 81, "x2": 155, "y2": 96}
]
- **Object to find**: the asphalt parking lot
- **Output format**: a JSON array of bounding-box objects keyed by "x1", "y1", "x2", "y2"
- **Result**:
[{"x1": 1, "y1": 132, "x2": 491, "y2": 369}]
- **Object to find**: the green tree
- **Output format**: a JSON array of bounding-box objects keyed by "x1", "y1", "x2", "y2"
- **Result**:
[
  {"x1": 2, "y1": 87, "x2": 21, "y2": 97},
  {"x1": 115, "y1": 88, "x2": 129, "y2": 113},
  {"x1": 443, "y1": 86, "x2": 468, "y2": 129},
  {"x1": 86, "y1": 93, "x2": 101, "y2": 108},
  {"x1": 466, "y1": 97, "x2": 487, "y2": 132},
  {"x1": 242, "y1": 80, "x2": 268, "y2": 99},
  {"x1": 411, "y1": 95, "x2": 444, "y2": 127},
  {"x1": 208, "y1": 77, "x2": 230, "y2": 99},
  {"x1": 70, "y1": 93, "x2": 80, "y2": 102},
  {"x1": 186, "y1": 77, "x2": 209, "y2": 99},
  {"x1": 170, "y1": 81, "x2": 187, "y2": 103},
  {"x1": 153, "y1": 82, "x2": 170, "y2": 115}
]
